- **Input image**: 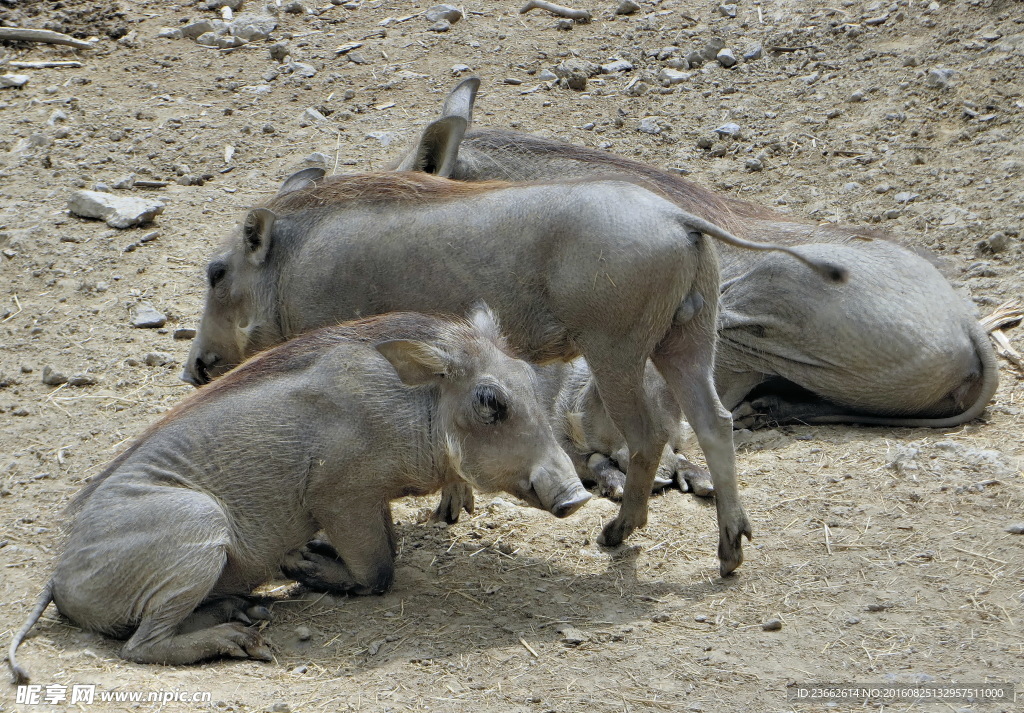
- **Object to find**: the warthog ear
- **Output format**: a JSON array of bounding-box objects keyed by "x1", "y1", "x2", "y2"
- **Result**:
[
  {"x1": 394, "y1": 116, "x2": 468, "y2": 177},
  {"x1": 278, "y1": 166, "x2": 326, "y2": 196},
  {"x1": 242, "y1": 208, "x2": 276, "y2": 266},
  {"x1": 440, "y1": 76, "x2": 480, "y2": 125},
  {"x1": 467, "y1": 302, "x2": 503, "y2": 344},
  {"x1": 376, "y1": 340, "x2": 450, "y2": 386}
]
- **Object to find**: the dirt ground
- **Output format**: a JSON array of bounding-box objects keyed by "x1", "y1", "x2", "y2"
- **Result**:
[{"x1": 1, "y1": 0, "x2": 1022, "y2": 711}]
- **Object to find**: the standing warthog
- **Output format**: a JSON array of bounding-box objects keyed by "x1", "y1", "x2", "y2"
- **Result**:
[
  {"x1": 394, "y1": 78, "x2": 998, "y2": 428},
  {"x1": 183, "y1": 170, "x2": 845, "y2": 574},
  {"x1": 8, "y1": 309, "x2": 589, "y2": 683}
]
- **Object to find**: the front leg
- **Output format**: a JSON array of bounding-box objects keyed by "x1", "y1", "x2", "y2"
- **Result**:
[{"x1": 431, "y1": 480, "x2": 475, "y2": 524}]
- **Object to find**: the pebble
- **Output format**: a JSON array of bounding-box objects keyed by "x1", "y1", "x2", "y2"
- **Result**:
[
  {"x1": 716, "y1": 48, "x2": 737, "y2": 68},
  {"x1": 615, "y1": 0, "x2": 640, "y2": 14},
  {"x1": 848, "y1": 90, "x2": 866, "y2": 102},
  {"x1": 181, "y1": 20, "x2": 215, "y2": 39},
  {"x1": 686, "y1": 51, "x2": 704, "y2": 68},
  {"x1": 0, "y1": 74, "x2": 30, "y2": 89},
  {"x1": 270, "y1": 704, "x2": 292, "y2": 713},
  {"x1": 1006, "y1": 524, "x2": 1024, "y2": 535},
  {"x1": 68, "y1": 191, "x2": 165, "y2": 229},
  {"x1": 302, "y1": 107, "x2": 327, "y2": 125},
  {"x1": 41, "y1": 365, "x2": 68, "y2": 386},
  {"x1": 847, "y1": 616, "x2": 861, "y2": 625},
  {"x1": 601, "y1": 59, "x2": 633, "y2": 74},
  {"x1": 761, "y1": 619, "x2": 783, "y2": 631},
  {"x1": 206, "y1": 0, "x2": 244, "y2": 9},
  {"x1": 651, "y1": 612, "x2": 671, "y2": 623},
  {"x1": 701, "y1": 39, "x2": 725, "y2": 62},
  {"x1": 557, "y1": 625, "x2": 587, "y2": 645},
  {"x1": 555, "y1": 18, "x2": 573, "y2": 30},
  {"x1": 451, "y1": 63, "x2": 472, "y2": 75},
  {"x1": 230, "y1": 14, "x2": 278, "y2": 42},
  {"x1": 157, "y1": 27, "x2": 184, "y2": 40},
  {"x1": 696, "y1": 136, "x2": 714, "y2": 149},
  {"x1": 718, "y1": 4, "x2": 737, "y2": 18},
  {"x1": 925, "y1": 67, "x2": 955, "y2": 89},
  {"x1": 429, "y1": 19, "x2": 452, "y2": 33},
  {"x1": 67, "y1": 374, "x2": 99, "y2": 387},
  {"x1": 269, "y1": 42, "x2": 290, "y2": 61},
  {"x1": 714, "y1": 122, "x2": 741, "y2": 138},
  {"x1": 658, "y1": 68, "x2": 690, "y2": 85},
  {"x1": 288, "y1": 62, "x2": 317, "y2": 78},
  {"x1": 894, "y1": 191, "x2": 919, "y2": 204},
  {"x1": 173, "y1": 328, "x2": 197, "y2": 340},
  {"x1": 282, "y1": 2, "x2": 306, "y2": 14},
  {"x1": 693, "y1": 614, "x2": 708, "y2": 622},
  {"x1": 743, "y1": 43, "x2": 763, "y2": 61},
  {"x1": 637, "y1": 117, "x2": 663, "y2": 135},
  {"x1": 425, "y1": 4, "x2": 462, "y2": 23},
  {"x1": 112, "y1": 174, "x2": 136, "y2": 190},
  {"x1": 195, "y1": 32, "x2": 221, "y2": 48},
  {"x1": 537, "y1": 69, "x2": 558, "y2": 81},
  {"x1": 295, "y1": 625, "x2": 312, "y2": 641},
  {"x1": 132, "y1": 302, "x2": 167, "y2": 329},
  {"x1": 744, "y1": 158, "x2": 763, "y2": 172},
  {"x1": 144, "y1": 352, "x2": 175, "y2": 367}
]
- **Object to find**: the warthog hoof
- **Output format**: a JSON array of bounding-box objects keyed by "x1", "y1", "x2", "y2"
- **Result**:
[
  {"x1": 430, "y1": 480, "x2": 475, "y2": 524},
  {"x1": 717, "y1": 516, "x2": 753, "y2": 577},
  {"x1": 282, "y1": 541, "x2": 361, "y2": 595},
  {"x1": 674, "y1": 456, "x2": 714, "y2": 498}
]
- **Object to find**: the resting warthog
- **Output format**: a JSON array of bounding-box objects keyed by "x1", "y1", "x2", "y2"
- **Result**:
[
  {"x1": 8, "y1": 309, "x2": 589, "y2": 682},
  {"x1": 394, "y1": 78, "x2": 998, "y2": 428},
  {"x1": 436, "y1": 359, "x2": 712, "y2": 523},
  {"x1": 183, "y1": 169, "x2": 845, "y2": 574}
]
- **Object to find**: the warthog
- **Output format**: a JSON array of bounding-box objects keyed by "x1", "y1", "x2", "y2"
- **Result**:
[
  {"x1": 394, "y1": 78, "x2": 998, "y2": 429},
  {"x1": 8, "y1": 309, "x2": 589, "y2": 682},
  {"x1": 183, "y1": 169, "x2": 845, "y2": 574}
]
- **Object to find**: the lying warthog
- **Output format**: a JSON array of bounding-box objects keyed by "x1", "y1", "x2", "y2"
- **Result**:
[
  {"x1": 394, "y1": 78, "x2": 999, "y2": 428},
  {"x1": 8, "y1": 309, "x2": 589, "y2": 682},
  {"x1": 183, "y1": 169, "x2": 845, "y2": 574},
  {"x1": 436, "y1": 359, "x2": 713, "y2": 522}
]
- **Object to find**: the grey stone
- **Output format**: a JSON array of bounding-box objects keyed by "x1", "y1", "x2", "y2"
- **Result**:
[
  {"x1": 144, "y1": 352, "x2": 175, "y2": 367},
  {"x1": 282, "y1": 1, "x2": 306, "y2": 14},
  {"x1": 743, "y1": 43, "x2": 763, "y2": 61},
  {"x1": 429, "y1": 19, "x2": 452, "y2": 33},
  {"x1": 112, "y1": 174, "x2": 136, "y2": 190},
  {"x1": 195, "y1": 32, "x2": 221, "y2": 47},
  {"x1": 41, "y1": 366, "x2": 68, "y2": 386},
  {"x1": 269, "y1": 42, "x2": 290, "y2": 61},
  {"x1": 537, "y1": 69, "x2": 558, "y2": 81},
  {"x1": 848, "y1": 90, "x2": 866, "y2": 102},
  {"x1": 295, "y1": 625, "x2": 312, "y2": 641},
  {"x1": 553, "y1": 59, "x2": 602, "y2": 78},
  {"x1": 1006, "y1": 523, "x2": 1024, "y2": 535},
  {"x1": 425, "y1": 4, "x2": 462, "y2": 23},
  {"x1": 132, "y1": 302, "x2": 167, "y2": 329},
  {"x1": 231, "y1": 14, "x2": 278, "y2": 42},
  {"x1": 557, "y1": 625, "x2": 587, "y2": 645},
  {"x1": 601, "y1": 59, "x2": 633, "y2": 74},
  {"x1": 716, "y1": 48, "x2": 737, "y2": 68},
  {"x1": 288, "y1": 62, "x2": 317, "y2": 78},
  {"x1": 686, "y1": 50, "x2": 704, "y2": 67},
  {"x1": 68, "y1": 191, "x2": 165, "y2": 229},
  {"x1": 216, "y1": 35, "x2": 247, "y2": 49},
  {"x1": 301, "y1": 107, "x2": 328, "y2": 125},
  {"x1": 615, "y1": 0, "x2": 640, "y2": 14},
  {"x1": 173, "y1": 327, "x2": 197, "y2": 340},
  {"x1": 181, "y1": 20, "x2": 216, "y2": 39},
  {"x1": 637, "y1": 117, "x2": 662, "y2": 135},
  {"x1": 718, "y1": 4, "x2": 737, "y2": 18},
  {"x1": 366, "y1": 131, "x2": 399, "y2": 146},
  {"x1": 0, "y1": 74, "x2": 30, "y2": 89},
  {"x1": 745, "y1": 158, "x2": 763, "y2": 172},
  {"x1": 451, "y1": 63, "x2": 472, "y2": 75},
  {"x1": 762, "y1": 619, "x2": 783, "y2": 631},
  {"x1": 658, "y1": 68, "x2": 690, "y2": 85},
  {"x1": 157, "y1": 27, "x2": 184, "y2": 40},
  {"x1": 714, "y1": 122, "x2": 741, "y2": 138},
  {"x1": 206, "y1": 0, "x2": 244, "y2": 9},
  {"x1": 894, "y1": 191, "x2": 919, "y2": 204},
  {"x1": 925, "y1": 67, "x2": 955, "y2": 89},
  {"x1": 67, "y1": 373, "x2": 99, "y2": 387},
  {"x1": 555, "y1": 18, "x2": 573, "y2": 30},
  {"x1": 701, "y1": 38, "x2": 725, "y2": 61}
]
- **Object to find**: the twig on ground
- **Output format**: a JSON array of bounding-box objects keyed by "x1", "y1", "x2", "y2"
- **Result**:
[
  {"x1": 981, "y1": 299, "x2": 1024, "y2": 371},
  {"x1": 519, "y1": 1, "x2": 592, "y2": 22},
  {"x1": 0, "y1": 28, "x2": 95, "y2": 50}
]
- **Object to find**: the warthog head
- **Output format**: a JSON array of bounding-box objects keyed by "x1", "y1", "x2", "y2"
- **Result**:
[{"x1": 386, "y1": 307, "x2": 590, "y2": 518}]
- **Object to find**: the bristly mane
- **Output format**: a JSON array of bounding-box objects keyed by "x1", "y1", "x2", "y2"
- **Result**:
[{"x1": 264, "y1": 171, "x2": 510, "y2": 214}]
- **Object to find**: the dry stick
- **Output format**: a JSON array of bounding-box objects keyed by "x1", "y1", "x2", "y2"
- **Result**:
[
  {"x1": 519, "y1": 0, "x2": 592, "y2": 22},
  {"x1": 980, "y1": 299, "x2": 1024, "y2": 371},
  {"x1": 0, "y1": 28, "x2": 95, "y2": 50},
  {"x1": 9, "y1": 60, "x2": 83, "y2": 69}
]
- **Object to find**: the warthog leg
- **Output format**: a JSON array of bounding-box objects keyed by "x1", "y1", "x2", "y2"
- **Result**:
[
  {"x1": 429, "y1": 480, "x2": 475, "y2": 524},
  {"x1": 178, "y1": 596, "x2": 273, "y2": 633},
  {"x1": 672, "y1": 453, "x2": 714, "y2": 498}
]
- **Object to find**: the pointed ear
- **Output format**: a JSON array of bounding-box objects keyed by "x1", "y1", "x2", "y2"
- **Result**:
[
  {"x1": 376, "y1": 340, "x2": 450, "y2": 386},
  {"x1": 466, "y1": 302, "x2": 503, "y2": 344},
  {"x1": 394, "y1": 116, "x2": 468, "y2": 176},
  {"x1": 278, "y1": 166, "x2": 326, "y2": 196},
  {"x1": 441, "y1": 76, "x2": 480, "y2": 125},
  {"x1": 242, "y1": 208, "x2": 276, "y2": 266}
]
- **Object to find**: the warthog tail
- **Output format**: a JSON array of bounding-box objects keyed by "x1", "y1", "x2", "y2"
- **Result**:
[
  {"x1": 677, "y1": 212, "x2": 849, "y2": 283},
  {"x1": 7, "y1": 580, "x2": 53, "y2": 684}
]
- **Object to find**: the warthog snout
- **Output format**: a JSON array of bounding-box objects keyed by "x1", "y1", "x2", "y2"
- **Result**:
[
  {"x1": 530, "y1": 467, "x2": 590, "y2": 518},
  {"x1": 181, "y1": 348, "x2": 220, "y2": 387}
]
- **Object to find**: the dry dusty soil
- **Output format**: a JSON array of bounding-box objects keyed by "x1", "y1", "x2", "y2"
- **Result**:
[{"x1": 1, "y1": 0, "x2": 1023, "y2": 711}]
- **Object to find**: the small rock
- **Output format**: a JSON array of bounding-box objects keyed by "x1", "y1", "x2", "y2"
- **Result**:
[
  {"x1": 658, "y1": 68, "x2": 690, "y2": 85},
  {"x1": 230, "y1": 13, "x2": 278, "y2": 42},
  {"x1": 638, "y1": 117, "x2": 663, "y2": 135},
  {"x1": 714, "y1": 122, "x2": 741, "y2": 138},
  {"x1": 157, "y1": 27, "x2": 184, "y2": 40},
  {"x1": 132, "y1": 302, "x2": 167, "y2": 329},
  {"x1": 925, "y1": 67, "x2": 955, "y2": 89},
  {"x1": 846, "y1": 616, "x2": 861, "y2": 625},
  {"x1": 866, "y1": 603, "x2": 889, "y2": 612},
  {"x1": 425, "y1": 4, "x2": 462, "y2": 23},
  {"x1": 716, "y1": 48, "x2": 737, "y2": 68},
  {"x1": 693, "y1": 614, "x2": 708, "y2": 622},
  {"x1": 718, "y1": 4, "x2": 737, "y2": 18},
  {"x1": 841, "y1": 182, "x2": 861, "y2": 193},
  {"x1": 537, "y1": 69, "x2": 558, "y2": 81},
  {"x1": 685, "y1": 51, "x2": 704, "y2": 67},
  {"x1": 429, "y1": 19, "x2": 452, "y2": 33},
  {"x1": 601, "y1": 59, "x2": 633, "y2": 74},
  {"x1": 269, "y1": 42, "x2": 290, "y2": 61},
  {"x1": 68, "y1": 191, "x2": 165, "y2": 229},
  {"x1": 696, "y1": 136, "x2": 714, "y2": 149},
  {"x1": 195, "y1": 32, "x2": 221, "y2": 47},
  {"x1": 282, "y1": 1, "x2": 306, "y2": 14},
  {"x1": 555, "y1": 18, "x2": 573, "y2": 30},
  {"x1": 181, "y1": 20, "x2": 216, "y2": 39},
  {"x1": 745, "y1": 158, "x2": 763, "y2": 172},
  {"x1": 270, "y1": 704, "x2": 292, "y2": 713},
  {"x1": 206, "y1": 0, "x2": 244, "y2": 9},
  {"x1": 701, "y1": 38, "x2": 725, "y2": 62},
  {"x1": 761, "y1": 619, "x2": 783, "y2": 631},
  {"x1": 112, "y1": 174, "x2": 136, "y2": 190},
  {"x1": 41, "y1": 366, "x2": 69, "y2": 386},
  {"x1": 894, "y1": 191, "x2": 919, "y2": 204},
  {"x1": 173, "y1": 327, "x2": 197, "y2": 340},
  {"x1": 1006, "y1": 523, "x2": 1024, "y2": 535},
  {"x1": 615, "y1": 0, "x2": 640, "y2": 14},
  {"x1": 557, "y1": 625, "x2": 587, "y2": 645},
  {"x1": 848, "y1": 90, "x2": 866, "y2": 102},
  {"x1": 743, "y1": 43, "x2": 763, "y2": 61},
  {"x1": 295, "y1": 625, "x2": 312, "y2": 641},
  {"x1": 67, "y1": 373, "x2": 99, "y2": 387},
  {"x1": 0, "y1": 74, "x2": 30, "y2": 89},
  {"x1": 451, "y1": 63, "x2": 472, "y2": 75},
  {"x1": 651, "y1": 612, "x2": 671, "y2": 623},
  {"x1": 144, "y1": 352, "x2": 175, "y2": 367},
  {"x1": 288, "y1": 62, "x2": 317, "y2": 78},
  {"x1": 980, "y1": 231, "x2": 1011, "y2": 253}
]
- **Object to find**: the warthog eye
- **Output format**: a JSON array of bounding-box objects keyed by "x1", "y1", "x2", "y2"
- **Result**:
[
  {"x1": 207, "y1": 261, "x2": 228, "y2": 288},
  {"x1": 473, "y1": 384, "x2": 509, "y2": 425}
]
